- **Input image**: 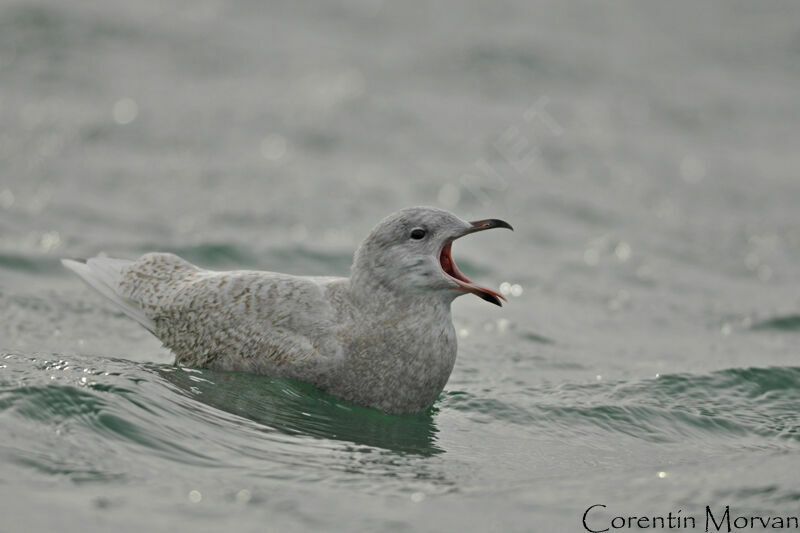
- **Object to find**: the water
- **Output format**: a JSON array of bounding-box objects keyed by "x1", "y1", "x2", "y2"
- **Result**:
[{"x1": 1, "y1": 0, "x2": 799, "y2": 531}]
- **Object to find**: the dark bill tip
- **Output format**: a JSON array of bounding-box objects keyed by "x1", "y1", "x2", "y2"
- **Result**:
[
  {"x1": 468, "y1": 218, "x2": 514, "y2": 232},
  {"x1": 476, "y1": 291, "x2": 503, "y2": 306}
]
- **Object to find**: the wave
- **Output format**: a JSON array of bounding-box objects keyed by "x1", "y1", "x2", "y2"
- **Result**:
[
  {"x1": 441, "y1": 366, "x2": 800, "y2": 448},
  {"x1": 2, "y1": 351, "x2": 798, "y2": 488}
]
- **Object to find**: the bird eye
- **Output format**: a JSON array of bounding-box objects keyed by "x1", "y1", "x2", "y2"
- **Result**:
[{"x1": 410, "y1": 228, "x2": 427, "y2": 240}]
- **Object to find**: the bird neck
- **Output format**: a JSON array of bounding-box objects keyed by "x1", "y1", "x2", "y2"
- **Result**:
[{"x1": 348, "y1": 272, "x2": 452, "y2": 317}]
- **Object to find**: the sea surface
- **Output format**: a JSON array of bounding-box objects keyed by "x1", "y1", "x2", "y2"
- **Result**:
[{"x1": 1, "y1": 1, "x2": 800, "y2": 531}]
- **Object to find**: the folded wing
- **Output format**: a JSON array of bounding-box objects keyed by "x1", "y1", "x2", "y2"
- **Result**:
[{"x1": 64, "y1": 253, "x2": 343, "y2": 376}]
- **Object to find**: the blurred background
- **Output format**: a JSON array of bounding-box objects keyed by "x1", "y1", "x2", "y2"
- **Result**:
[{"x1": 1, "y1": 0, "x2": 799, "y2": 531}]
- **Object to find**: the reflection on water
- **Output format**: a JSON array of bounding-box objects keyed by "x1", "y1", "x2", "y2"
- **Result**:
[{"x1": 153, "y1": 364, "x2": 444, "y2": 456}]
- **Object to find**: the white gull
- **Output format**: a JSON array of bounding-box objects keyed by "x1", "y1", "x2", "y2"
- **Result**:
[{"x1": 62, "y1": 207, "x2": 512, "y2": 413}]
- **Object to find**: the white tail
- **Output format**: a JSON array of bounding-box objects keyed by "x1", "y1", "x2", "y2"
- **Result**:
[{"x1": 61, "y1": 257, "x2": 156, "y2": 333}]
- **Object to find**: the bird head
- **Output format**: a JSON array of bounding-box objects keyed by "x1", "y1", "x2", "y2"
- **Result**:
[{"x1": 351, "y1": 206, "x2": 513, "y2": 306}]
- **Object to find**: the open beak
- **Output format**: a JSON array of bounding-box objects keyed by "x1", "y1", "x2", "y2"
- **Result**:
[{"x1": 439, "y1": 219, "x2": 513, "y2": 306}]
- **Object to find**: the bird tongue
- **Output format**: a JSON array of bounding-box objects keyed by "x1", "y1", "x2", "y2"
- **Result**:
[{"x1": 439, "y1": 242, "x2": 505, "y2": 306}]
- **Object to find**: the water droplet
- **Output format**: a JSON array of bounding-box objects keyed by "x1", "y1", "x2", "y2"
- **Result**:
[
  {"x1": 40, "y1": 231, "x2": 61, "y2": 252},
  {"x1": 721, "y1": 323, "x2": 732, "y2": 336},
  {"x1": 113, "y1": 98, "x2": 138, "y2": 125},
  {"x1": 496, "y1": 318, "x2": 510, "y2": 333},
  {"x1": 410, "y1": 492, "x2": 425, "y2": 503},
  {"x1": 499, "y1": 282, "x2": 512, "y2": 296},
  {"x1": 510, "y1": 284, "x2": 523, "y2": 297},
  {"x1": 235, "y1": 489, "x2": 251, "y2": 504},
  {"x1": 188, "y1": 490, "x2": 202, "y2": 503},
  {"x1": 658, "y1": 471, "x2": 667, "y2": 479},
  {"x1": 614, "y1": 242, "x2": 631, "y2": 262},
  {"x1": 458, "y1": 328, "x2": 469, "y2": 339}
]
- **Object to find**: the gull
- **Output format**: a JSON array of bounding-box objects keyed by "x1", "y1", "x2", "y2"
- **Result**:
[{"x1": 62, "y1": 207, "x2": 512, "y2": 413}]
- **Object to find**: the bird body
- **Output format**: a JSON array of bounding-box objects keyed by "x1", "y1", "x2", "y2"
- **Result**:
[{"x1": 63, "y1": 207, "x2": 511, "y2": 413}]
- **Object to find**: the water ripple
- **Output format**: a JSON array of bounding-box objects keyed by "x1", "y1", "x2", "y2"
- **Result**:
[{"x1": 443, "y1": 366, "x2": 800, "y2": 450}]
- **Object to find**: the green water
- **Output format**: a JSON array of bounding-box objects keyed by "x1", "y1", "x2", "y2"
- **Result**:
[{"x1": 2, "y1": 0, "x2": 800, "y2": 531}]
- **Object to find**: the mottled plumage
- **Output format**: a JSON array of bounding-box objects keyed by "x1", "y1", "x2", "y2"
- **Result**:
[{"x1": 62, "y1": 207, "x2": 512, "y2": 413}]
